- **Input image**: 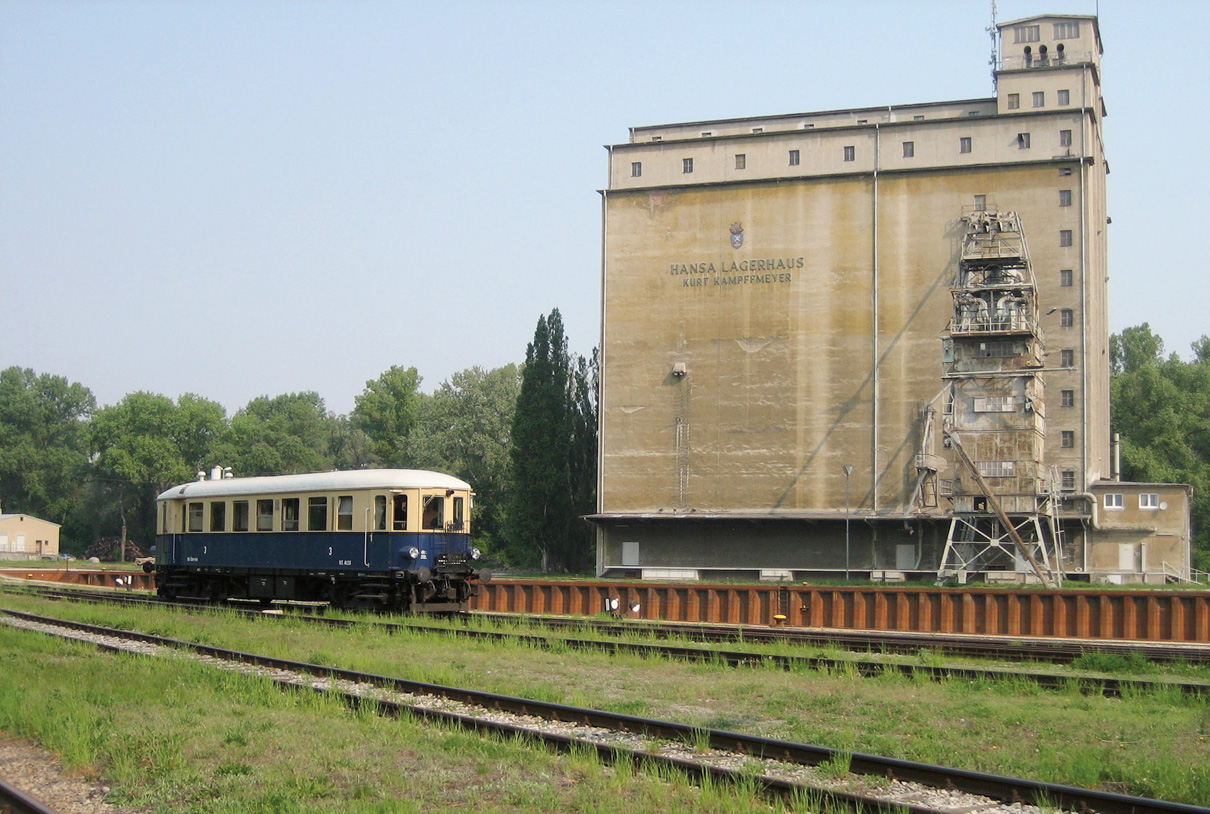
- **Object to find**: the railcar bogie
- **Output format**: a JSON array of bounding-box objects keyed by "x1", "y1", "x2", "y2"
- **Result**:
[{"x1": 154, "y1": 469, "x2": 484, "y2": 613}]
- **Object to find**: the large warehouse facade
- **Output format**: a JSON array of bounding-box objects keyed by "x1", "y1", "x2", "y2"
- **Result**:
[{"x1": 594, "y1": 14, "x2": 1191, "y2": 584}]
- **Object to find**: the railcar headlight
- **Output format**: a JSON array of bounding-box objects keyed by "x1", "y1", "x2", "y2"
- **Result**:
[
  {"x1": 408, "y1": 546, "x2": 420, "y2": 560},
  {"x1": 471, "y1": 547, "x2": 481, "y2": 560}
]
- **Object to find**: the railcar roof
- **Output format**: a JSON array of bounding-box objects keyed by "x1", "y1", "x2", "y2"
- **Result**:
[{"x1": 157, "y1": 469, "x2": 471, "y2": 501}]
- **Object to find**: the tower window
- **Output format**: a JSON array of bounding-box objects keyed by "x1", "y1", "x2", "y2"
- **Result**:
[
  {"x1": 1059, "y1": 229, "x2": 1072, "y2": 246},
  {"x1": 1061, "y1": 390, "x2": 1075, "y2": 407},
  {"x1": 1014, "y1": 25, "x2": 1040, "y2": 43},
  {"x1": 1032, "y1": 91, "x2": 1045, "y2": 108},
  {"x1": 682, "y1": 158, "x2": 693, "y2": 174},
  {"x1": 1007, "y1": 93, "x2": 1020, "y2": 110},
  {"x1": 974, "y1": 194, "x2": 987, "y2": 211},
  {"x1": 1059, "y1": 189, "x2": 1072, "y2": 207},
  {"x1": 735, "y1": 154, "x2": 746, "y2": 170},
  {"x1": 1060, "y1": 269, "x2": 1073, "y2": 287},
  {"x1": 1054, "y1": 21, "x2": 1080, "y2": 39},
  {"x1": 1061, "y1": 349, "x2": 1075, "y2": 367},
  {"x1": 1057, "y1": 89, "x2": 1070, "y2": 106},
  {"x1": 1062, "y1": 431, "x2": 1075, "y2": 448},
  {"x1": 843, "y1": 145, "x2": 855, "y2": 162},
  {"x1": 1061, "y1": 471, "x2": 1076, "y2": 490},
  {"x1": 631, "y1": 162, "x2": 642, "y2": 178},
  {"x1": 1060, "y1": 309, "x2": 1074, "y2": 327},
  {"x1": 1060, "y1": 130, "x2": 1073, "y2": 147},
  {"x1": 959, "y1": 137, "x2": 972, "y2": 154},
  {"x1": 902, "y1": 141, "x2": 914, "y2": 158},
  {"x1": 788, "y1": 149, "x2": 800, "y2": 166},
  {"x1": 1017, "y1": 133, "x2": 1031, "y2": 149}
]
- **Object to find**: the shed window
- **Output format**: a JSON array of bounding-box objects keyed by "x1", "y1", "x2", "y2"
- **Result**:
[
  {"x1": 308, "y1": 497, "x2": 328, "y2": 531},
  {"x1": 1104, "y1": 493, "x2": 1123, "y2": 510},
  {"x1": 1140, "y1": 493, "x2": 1160, "y2": 509}
]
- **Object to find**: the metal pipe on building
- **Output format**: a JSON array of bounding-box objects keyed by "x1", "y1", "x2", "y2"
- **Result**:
[{"x1": 871, "y1": 122, "x2": 881, "y2": 516}]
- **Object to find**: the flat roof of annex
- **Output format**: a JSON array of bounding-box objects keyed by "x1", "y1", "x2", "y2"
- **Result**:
[{"x1": 624, "y1": 98, "x2": 997, "y2": 146}]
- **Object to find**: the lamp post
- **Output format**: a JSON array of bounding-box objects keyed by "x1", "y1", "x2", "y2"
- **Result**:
[{"x1": 842, "y1": 465, "x2": 853, "y2": 581}]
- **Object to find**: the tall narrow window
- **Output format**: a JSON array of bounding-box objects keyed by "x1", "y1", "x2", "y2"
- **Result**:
[
  {"x1": 308, "y1": 496, "x2": 328, "y2": 531},
  {"x1": 210, "y1": 502, "x2": 226, "y2": 533},
  {"x1": 974, "y1": 194, "x2": 987, "y2": 211},
  {"x1": 1061, "y1": 431, "x2": 1075, "y2": 448},
  {"x1": 788, "y1": 149, "x2": 800, "y2": 166},
  {"x1": 843, "y1": 145, "x2": 855, "y2": 162},
  {"x1": 257, "y1": 499, "x2": 274, "y2": 531},
  {"x1": 453, "y1": 497, "x2": 465, "y2": 529},
  {"x1": 233, "y1": 500, "x2": 250, "y2": 532},
  {"x1": 1059, "y1": 189, "x2": 1072, "y2": 207},
  {"x1": 374, "y1": 495, "x2": 387, "y2": 531},
  {"x1": 1059, "y1": 229, "x2": 1073, "y2": 246},
  {"x1": 1061, "y1": 471, "x2": 1076, "y2": 490},
  {"x1": 1017, "y1": 132, "x2": 1031, "y2": 149},
  {"x1": 1057, "y1": 89, "x2": 1070, "y2": 105},
  {"x1": 337, "y1": 496, "x2": 353, "y2": 531},
  {"x1": 682, "y1": 158, "x2": 693, "y2": 174},
  {"x1": 281, "y1": 498, "x2": 300, "y2": 532},
  {"x1": 1061, "y1": 349, "x2": 1075, "y2": 367},
  {"x1": 630, "y1": 162, "x2": 641, "y2": 177},
  {"x1": 188, "y1": 502, "x2": 204, "y2": 533},
  {"x1": 1060, "y1": 309, "x2": 1074, "y2": 327},
  {"x1": 735, "y1": 154, "x2": 746, "y2": 170},
  {"x1": 1032, "y1": 91, "x2": 1045, "y2": 108},
  {"x1": 959, "y1": 136, "x2": 972, "y2": 154},
  {"x1": 902, "y1": 141, "x2": 914, "y2": 158},
  {"x1": 1007, "y1": 93, "x2": 1020, "y2": 110},
  {"x1": 1060, "y1": 268, "x2": 1073, "y2": 287},
  {"x1": 1061, "y1": 389, "x2": 1075, "y2": 407},
  {"x1": 392, "y1": 494, "x2": 408, "y2": 531},
  {"x1": 1060, "y1": 129, "x2": 1073, "y2": 147}
]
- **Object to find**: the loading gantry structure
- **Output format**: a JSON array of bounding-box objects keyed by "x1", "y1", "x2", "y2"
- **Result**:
[{"x1": 937, "y1": 210, "x2": 1062, "y2": 587}]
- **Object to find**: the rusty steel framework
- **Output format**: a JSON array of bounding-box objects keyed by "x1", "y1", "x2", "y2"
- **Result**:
[{"x1": 936, "y1": 210, "x2": 1062, "y2": 586}]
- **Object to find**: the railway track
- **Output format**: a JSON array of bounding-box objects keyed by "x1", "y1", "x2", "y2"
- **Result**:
[
  {"x1": 3, "y1": 605, "x2": 1203, "y2": 814},
  {"x1": 9, "y1": 583, "x2": 1210, "y2": 699},
  {"x1": 0, "y1": 776, "x2": 58, "y2": 814}
]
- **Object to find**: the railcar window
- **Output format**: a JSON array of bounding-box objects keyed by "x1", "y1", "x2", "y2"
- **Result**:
[
  {"x1": 374, "y1": 495, "x2": 387, "y2": 531},
  {"x1": 392, "y1": 495, "x2": 408, "y2": 531},
  {"x1": 308, "y1": 497, "x2": 328, "y2": 531},
  {"x1": 233, "y1": 501, "x2": 250, "y2": 532},
  {"x1": 423, "y1": 496, "x2": 444, "y2": 530},
  {"x1": 161, "y1": 505, "x2": 168, "y2": 534},
  {"x1": 453, "y1": 497, "x2": 464, "y2": 529},
  {"x1": 282, "y1": 498, "x2": 300, "y2": 531},
  {"x1": 188, "y1": 502, "x2": 204, "y2": 533},
  {"x1": 210, "y1": 502, "x2": 226, "y2": 532},
  {"x1": 257, "y1": 499, "x2": 274, "y2": 531},
  {"x1": 338, "y1": 496, "x2": 353, "y2": 530}
]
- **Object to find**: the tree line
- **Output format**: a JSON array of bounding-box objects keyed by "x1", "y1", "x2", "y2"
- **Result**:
[
  {"x1": 3, "y1": 320, "x2": 1206, "y2": 569},
  {"x1": 0, "y1": 309, "x2": 597, "y2": 572}
]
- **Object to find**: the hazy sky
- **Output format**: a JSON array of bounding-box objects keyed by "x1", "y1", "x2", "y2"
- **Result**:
[{"x1": 2, "y1": 0, "x2": 1205, "y2": 416}]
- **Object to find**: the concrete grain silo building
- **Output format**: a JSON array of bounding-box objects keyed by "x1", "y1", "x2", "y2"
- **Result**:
[{"x1": 593, "y1": 14, "x2": 1192, "y2": 584}]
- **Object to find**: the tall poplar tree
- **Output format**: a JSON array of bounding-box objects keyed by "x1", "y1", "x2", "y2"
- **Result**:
[{"x1": 506, "y1": 310, "x2": 572, "y2": 570}]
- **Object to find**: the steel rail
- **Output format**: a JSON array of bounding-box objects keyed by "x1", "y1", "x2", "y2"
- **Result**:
[
  {"x1": 0, "y1": 777, "x2": 59, "y2": 814},
  {"x1": 2, "y1": 606, "x2": 1203, "y2": 814},
  {"x1": 9, "y1": 585, "x2": 1210, "y2": 699}
]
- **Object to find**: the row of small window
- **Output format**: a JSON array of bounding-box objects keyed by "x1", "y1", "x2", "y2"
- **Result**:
[
  {"x1": 1104, "y1": 493, "x2": 1163, "y2": 510},
  {"x1": 1007, "y1": 90, "x2": 1072, "y2": 110},
  {"x1": 632, "y1": 132, "x2": 1074, "y2": 178},
  {"x1": 975, "y1": 463, "x2": 1086, "y2": 491},
  {"x1": 1013, "y1": 22, "x2": 1080, "y2": 43},
  {"x1": 180, "y1": 494, "x2": 463, "y2": 534}
]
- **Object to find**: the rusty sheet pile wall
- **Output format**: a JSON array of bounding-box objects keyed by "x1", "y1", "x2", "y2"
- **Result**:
[{"x1": 472, "y1": 580, "x2": 1210, "y2": 643}]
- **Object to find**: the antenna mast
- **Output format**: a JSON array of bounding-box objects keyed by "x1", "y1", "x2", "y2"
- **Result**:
[{"x1": 988, "y1": 0, "x2": 999, "y2": 91}]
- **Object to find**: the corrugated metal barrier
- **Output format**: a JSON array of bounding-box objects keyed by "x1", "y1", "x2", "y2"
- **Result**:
[{"x1": 471, "y1": 580, "x2": 1210, "y2": 643}]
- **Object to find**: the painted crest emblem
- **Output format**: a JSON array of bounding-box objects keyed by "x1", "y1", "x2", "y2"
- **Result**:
[{"x1": 730, "y1": 221, "x2": 744, "y2": 249}]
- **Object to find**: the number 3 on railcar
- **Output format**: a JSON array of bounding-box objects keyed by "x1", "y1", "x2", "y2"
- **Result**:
[{"x1": 152, "y1": 469, "x2": 488, "y2": 612}]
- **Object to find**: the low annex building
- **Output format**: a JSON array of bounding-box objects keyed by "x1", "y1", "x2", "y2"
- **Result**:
[
  {"x1": 593, "y1": 13, "x2": 1192, "y2": 585},
  {"x1": 0, "y1": 512, "x2": 60, "y2": 560}
]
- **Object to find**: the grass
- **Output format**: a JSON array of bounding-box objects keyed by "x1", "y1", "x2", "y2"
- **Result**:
[{"x1": 2, "y1": 589, "x2": 1209, "y2": 807}]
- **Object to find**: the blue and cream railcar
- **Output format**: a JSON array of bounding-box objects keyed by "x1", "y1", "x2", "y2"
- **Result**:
[{"x1": 154, "y1": 469, "x2": 484, "y2": 612}]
